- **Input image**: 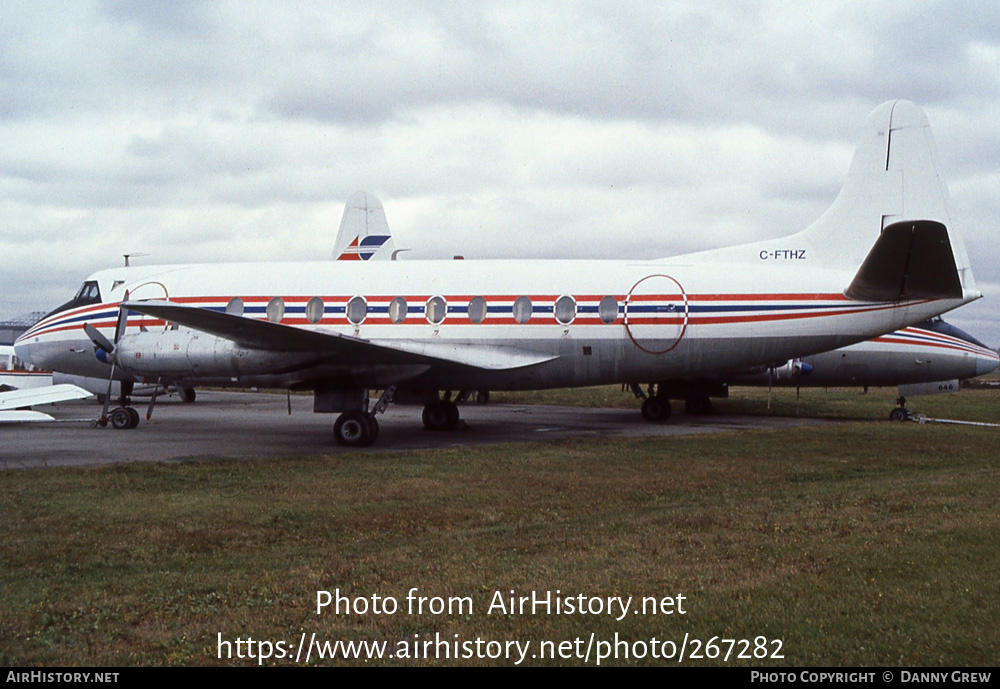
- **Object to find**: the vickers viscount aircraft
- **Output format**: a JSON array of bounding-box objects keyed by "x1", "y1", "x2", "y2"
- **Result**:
[
  {"x1": 325, "y1": 193, "x2": 999, "y2": 419},
  {"x1": 15, "y1": 101, "x2": 984, "y2": 445}
]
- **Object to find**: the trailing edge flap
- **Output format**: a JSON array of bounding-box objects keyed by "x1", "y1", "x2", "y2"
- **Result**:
[
  {"x1": 121, "y1": 300, "x2": 559, "y2": 371},
  {"x1": 845, "y1": 220, "x2": 963, "y2": 302}
]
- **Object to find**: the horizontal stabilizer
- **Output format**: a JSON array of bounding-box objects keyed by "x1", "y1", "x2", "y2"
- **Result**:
[
  {"x1": 122, "y1": 300, "x2": 558, "y2": 371},
  {"x1": 0, "y1": 383, "x2": 92, "y2": 411},
  {"x1": 0, "y1": 410, "x2": 55, "y2": 423},
  {"x1": 845, "y1": 220, "x2": 963, "y2": 301}
]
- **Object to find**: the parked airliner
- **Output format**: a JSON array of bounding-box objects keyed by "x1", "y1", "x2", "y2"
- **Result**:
[
  {"x1": 685, "y1": 318, "x2": 998, "y2": 419},
  {"x1": 326, "y1": 195, "x2": 999, "y2": 420},
  {"x1": 15, "y1": 101, "x2": 984, "y2": 445}
]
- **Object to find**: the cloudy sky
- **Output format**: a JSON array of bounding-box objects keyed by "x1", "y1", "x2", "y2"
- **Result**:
[{"x1": 2, "y1": 1, "x2": 998, "y2": 344}]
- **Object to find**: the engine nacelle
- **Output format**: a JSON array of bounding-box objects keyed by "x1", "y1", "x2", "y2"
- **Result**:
[
  {"x1": 770, "y1": 359, "x2": 812, "y2": 380},
  {"x1": 115, "y1": 329, "x2": 316, "y2": 378}
]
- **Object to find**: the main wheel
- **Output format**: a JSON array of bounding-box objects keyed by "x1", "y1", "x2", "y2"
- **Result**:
[
  {"x1": 362, "y1": 414, "x2": 380, "y2": 446},
  {"x1": 641, "y1": 395, "x2": 672, "y2": 422},
  {"x1": 423, "y1": 401, "x2": 460, "y2": 430},
  {"x1": 334, "y1": 411, "x2": 373, "y2": 446},
  {"x1": 445, "y1": 401, "x2": 460, "y2": 428}
]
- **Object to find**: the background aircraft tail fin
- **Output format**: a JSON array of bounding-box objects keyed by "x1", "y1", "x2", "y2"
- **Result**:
[
  {"x1": 332, "y1": 191, "x2": 397, "y2": 261},
  {"x1": 798, "y1": 99, "x2": 976, "y2": 295}
]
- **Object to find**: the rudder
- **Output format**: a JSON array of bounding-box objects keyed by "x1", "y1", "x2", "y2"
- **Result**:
[{"x1": 796, "y1": 100, "x2": 976, "y2": 295}]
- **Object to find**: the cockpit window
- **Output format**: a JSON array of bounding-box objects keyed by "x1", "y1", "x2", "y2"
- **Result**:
[
  {"x1": 75, "y1": 281, "x2": 101, "y2": 302},
  {"x1": 48, "y1": 280, "x2": 103, "y2": 317}
]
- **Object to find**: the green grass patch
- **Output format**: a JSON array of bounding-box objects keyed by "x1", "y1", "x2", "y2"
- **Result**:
[
  {"x1": 494, "y1": 379, "x2": 1000, "y2": 424},
  {"x1": 3, "y1": 394, "x2": 999, "y2": 665}
]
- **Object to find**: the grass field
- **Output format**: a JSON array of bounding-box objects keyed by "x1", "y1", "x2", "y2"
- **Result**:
[{"x1": 2, "y1": 382, "x2": 998, "y2": 666}]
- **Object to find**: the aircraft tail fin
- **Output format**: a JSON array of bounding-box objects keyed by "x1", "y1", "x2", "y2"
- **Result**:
[
  {"x1": 797, "y1": 99, "x2": 976, "y2": 296},
  {"x1": 332, "y1": 191, "x2": 397, "y2": 261}
]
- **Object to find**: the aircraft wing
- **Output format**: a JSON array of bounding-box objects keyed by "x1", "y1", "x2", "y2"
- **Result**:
[
  {"x1": 122, "y1": 300, "x2": 558, "y2": 371},
  {"x1": 0, "y1": 384, "x2": 93, "y2": 411}
]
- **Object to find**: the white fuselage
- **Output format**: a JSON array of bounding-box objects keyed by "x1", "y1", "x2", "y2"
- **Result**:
[
  {"x1": 16, "y1": 255, "x2": 974, "y2": 393},
  {"x1": 729, "y1": 323, "x2": 998, "y2": 388}
]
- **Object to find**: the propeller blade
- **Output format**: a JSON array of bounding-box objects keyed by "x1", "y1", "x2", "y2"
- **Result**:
[
  {"x1": 113, "y1": 294, "x2": 129, "y2": 344},
  {"x1": 146, "y1": 377, "x2": 161, "y2": 421},
  {"x1": 96, "y1": 299, "x2": 129, "y2": 428},
  {"x1": 84, "y1": 322, "x2": 116, "y2": 356}
]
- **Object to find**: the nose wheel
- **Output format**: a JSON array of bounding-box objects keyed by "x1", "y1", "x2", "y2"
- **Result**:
[
  {"x1": 889, "y1": 396, "x2": 911, "y2": 422},
  {"x1": 107, "y1": 406, "x2": 141, "y2": 429}
]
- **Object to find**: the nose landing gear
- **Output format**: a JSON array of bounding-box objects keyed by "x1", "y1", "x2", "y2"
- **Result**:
[{"x1": 889, "y1": 396, "x2": 911, "y2": 422}]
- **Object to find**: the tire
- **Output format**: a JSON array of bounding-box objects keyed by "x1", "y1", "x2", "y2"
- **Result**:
[
  {"x1": 423, "y1": 402, "x2": 459, "y2": 430},
  {"x1": 110, "y1": 407, "x2": 133, "y2": 430},
  {"x1": 126, "y1": 407, "x2": 141, "y2": 428},
  {"x1": 445, "y1": 401, "x2": 460, "y2": 428},
  {"x1": 889, "y1": 408, "x2": 908, "y2": 422},
  {"x1": 181, "y1": 388, "x2": 196, "y2": 403},
  {"x1": 335, "y1": 411, "x2": 371, "y2": 446},
  {"x1": 362, "y1": 414, "x2": 380, "y2": 446},
  {"x1": 422, "y1": 403, "x2": 449, "y2": 430},
  {"x1": 641, "y1": 395, "x2": 671, "y2": 422}
]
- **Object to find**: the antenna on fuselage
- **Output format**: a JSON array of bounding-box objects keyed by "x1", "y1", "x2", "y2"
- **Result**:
[{"x1": 123, "y1": 253, "x2": 149, "y2": 267}]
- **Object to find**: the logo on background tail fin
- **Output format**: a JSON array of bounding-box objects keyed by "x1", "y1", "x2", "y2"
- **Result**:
[{"x1": 332, "y1": 191, "x2": 397, "y2": 261}]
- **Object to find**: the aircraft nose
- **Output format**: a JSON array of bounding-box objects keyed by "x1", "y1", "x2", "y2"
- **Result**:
[
  {"x1": 13, "y1": 340, "x2": 34, "y2": 367},
  {"x1": 976, "y1": 352, "x2": 1000, "y2": 377}
]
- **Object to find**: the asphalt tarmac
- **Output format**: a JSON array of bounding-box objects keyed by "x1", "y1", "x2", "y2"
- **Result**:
[{"x1": 1, "y1": 391, "x2": 838, "y2": 469}]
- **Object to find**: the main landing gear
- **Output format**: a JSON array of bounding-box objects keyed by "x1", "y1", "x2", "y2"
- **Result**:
[
  {"x1": 630, "y1": 383, "x2": 672, "y2": 423},
  {"x1": 332, "y1": 387, "x2": 394, "y2": 447},
  {"x1": 334, "y1": 410, "x2": 380, "y2": 446},
  {"x1": 331, "y1": 388, "x2": 466, "y2": 445},
  {"x1": 332, "y1": 388, "x2": 466, "y2": 445},
  {"x1": 629, "y1": 381, "x2": 722, "y2": 422},
  {"x1": 640, "y1": 394, "x2": 672, "y2": 422}
]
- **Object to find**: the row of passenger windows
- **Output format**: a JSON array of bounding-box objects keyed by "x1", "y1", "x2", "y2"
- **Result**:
[{"x1": 225, "y1": 295, "x2": 621, "y2": 326}]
